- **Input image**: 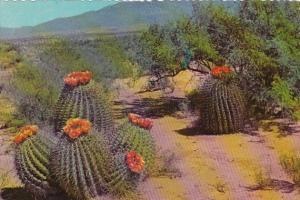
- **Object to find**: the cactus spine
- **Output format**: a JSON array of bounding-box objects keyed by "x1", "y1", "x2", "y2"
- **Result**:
[
  {"x1": 199, "y1": 76, "x2": 246, "y2": 134},
  {"x1": 15, "y1": 134, "x2": 54, "y2": 198}
]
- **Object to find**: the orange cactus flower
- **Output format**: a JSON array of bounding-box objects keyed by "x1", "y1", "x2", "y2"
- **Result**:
[
  {"x1": 63, "y1": 118, "x2": 92, "y2": 139},
  {"x1": 211, "y1": 66, "x2": 232, "y2": 78},
  {"x1": 13, "y1": 125, "x2": 39, "y2": 144},
  {"x1": 137, "y1": 118, "x2": 153, "y2": 130},
  {"x1": 64, "y1": 71, "x2": 92, "y2": 87},
  {"x1": 128, "y1": 113, "x2": 153, "y2": 130},
  {"x1": 126, "y1": 151, "x2": 145, "y2": 173},
  {"x1": 128, "y1": 113, "x2": 140, "y2": 123}
]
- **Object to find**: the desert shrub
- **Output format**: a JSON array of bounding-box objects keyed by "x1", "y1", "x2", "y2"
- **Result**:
[
  {"x1": 0, "y1": 43, "x2": 21, "y2": 70},
  {"x1": 41, "y1": 37, "x2": 140, "y2": 86},
  {"x1": 95, "y1": 35, "x2": 141, "y2": 79},
  {"x1": 12, "y1": 61, "x2": 59, "y2": 122},
  {"x1": 0, "y1": 95, "x2": 25, "y2": 132},
  {"x1": 132, "y1": 2, "x2": 300, "y2": 120},
  {"x1": 270, "y1": 76, "x2": 300, "y2": 119},
  {"x1": 41, "y1": 39, "x2": 91, "y2": 74},
  {"x1": 280, "y1": 153, "x2": 300, "y2": 186},
  {"x1": 185, "y1": 88, "x2": 201, "y2": 114}
]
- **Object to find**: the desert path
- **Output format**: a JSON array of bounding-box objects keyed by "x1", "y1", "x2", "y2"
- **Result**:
[{"x1": 113, "y1": 75, "x2": 300, "y2": 200}]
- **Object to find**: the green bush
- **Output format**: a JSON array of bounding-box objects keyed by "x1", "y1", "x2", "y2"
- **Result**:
[
  {"x1": 271, "y1": 76, "x2": 300, "y2": 119},
  {"x1": 95, "y1": 35, "x2": 141, "y2": 79},
  {"x1": 42, "y1": 39, "x2": 91, "y2": 74},
  {"x1": 0, "y1": 43, "x2": 20, "y2": 70},
  {"x1": 12, "y1": 61, "x2": 59, "y2": 121}
]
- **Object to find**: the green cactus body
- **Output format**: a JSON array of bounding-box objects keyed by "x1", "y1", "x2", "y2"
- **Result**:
[
  {"x1": 54, "y1": 81, "x2": 114, "y2": 136},
  {"x1": 15, "y1": 134, "x2": 54, "y2": 198},
  {"x1": 50, "y1": 131, "x2": 130, "y2": 200},
  {"x1": 113, "y1": 122, "x2": 156, "y2": 172},
  {"x1": 199, "y1": 77, "x2": 246, "y2": 134}
]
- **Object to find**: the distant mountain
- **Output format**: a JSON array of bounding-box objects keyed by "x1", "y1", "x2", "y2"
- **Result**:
[{"x1": 0, "y1": 1, "x2": 193, "y2": 39}]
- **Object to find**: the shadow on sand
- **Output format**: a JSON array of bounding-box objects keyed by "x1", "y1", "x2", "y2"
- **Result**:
[
  {"x1": 1, "y1": 187, "x2": 71, "y2": 200},
  {"x1": 1, "y1": 187, "x2": 33, "y2": 200},
  {"x1": 246, "y1": 179, "x2": 295, "y2": 194},
  {"x1": 113, "y1": 96, "x2": 185, "y2": 119}
]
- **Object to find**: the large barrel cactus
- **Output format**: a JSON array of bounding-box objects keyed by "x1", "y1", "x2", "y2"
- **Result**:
[
  {"x1": 50, "y1": 119, "x2": 130, "y2": 200},
  {"x1": 14, "y1": 126, "x2": 55, "y2": 198},
  {"x1": 113, "y1": 121, "x2": 156, "y2": 172},
  {"x1": 54, "y1": 71, "x2": 114, "y2": 136},
  {"x1": 199, "y1": 66, "x2": 246, "y2": 134}
]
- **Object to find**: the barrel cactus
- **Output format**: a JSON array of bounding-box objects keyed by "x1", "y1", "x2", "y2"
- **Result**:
[
  {"x1": 13, "y1": 71, "x2": 157, "y2": 200},
  {"x1": 113, "y1": 120, "x2": 156, "y2": 172},
  {"x1": 54, "y1": 71, "x2": 114, "y2": 137},
  {"x1": 199, "y1": 66, "x2": 246, "y2": 134},
  {"x1": 14, "y1": 125, "x2": 55, "y2": 198},
  {"x1": 49, "y1": 118, "x2": 130, "y2": 200}
]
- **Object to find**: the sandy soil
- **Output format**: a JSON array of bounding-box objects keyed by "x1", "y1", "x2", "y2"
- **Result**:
[{"x1": 112, "y1": 71, "x2": 300, "y2": 200}]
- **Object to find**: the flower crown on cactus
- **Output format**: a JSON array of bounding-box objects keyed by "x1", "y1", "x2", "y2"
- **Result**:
[
  {"x1": 126, "y1": 151, "x2": 145, "y2": 173},
  {"x1": 13, "y1": 125, "x2": 38, "y2": 144},
  {"x1": 63, "y1": 118, "x2": 92, "y2": 139},
  {"x1": 64, "y1": 71, "x2": 92, "y2": 87},
  {"x1": 211, "y1": 66, "x2": 233, "y2": 79},
  {"x1": 128, "y1": 113, "x2": 153, "y2": 130}
]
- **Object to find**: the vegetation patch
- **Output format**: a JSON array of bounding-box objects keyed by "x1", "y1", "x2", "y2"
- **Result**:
[
  {"x1": 280, "y1": 153, "x2": 300, "y2": 186},
  {"x1": 12, "y1": 60, "x2": 58, "y2": 122},
  {"x1": 0, "y1": 43, "x2": 20, "y2": 70}
]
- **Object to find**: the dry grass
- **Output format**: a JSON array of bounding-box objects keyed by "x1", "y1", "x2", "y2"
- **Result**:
[
  {"x1": 150, "y1": 150, "x2": 182, "y2": 179},
  {"x1": 0, "y1": 169, "x2": 20, "y2": 189},
  {"x1": 280, "y1": 153, "x2": 300, "y2": 186},
  {"x1": 253, "y1": 170, "x2": 272, "y2": 190},
  {"x1": 0, "y1": 95, "x2": 25, "y2": 135}
]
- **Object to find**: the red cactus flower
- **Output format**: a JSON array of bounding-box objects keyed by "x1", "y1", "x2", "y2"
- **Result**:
[
  {"x1": 13, "y1": 125, "x2": 38, "y2": 144},
  {"x1": 137, "y1": 118, "x2": 153, "y2": 129},
  {"x1": 64, "y1": 71, "x2": 92, "y2": 87},
  {"x1": 128, "y1": 113, "x2": 153, "y2": 130},
  {"x1": 63, "y1": 118, "x2": 92, "y2": 139},
  {"x1": 126, "y1": 151, "x2": 145, "y2": 173},
  {"x1": 211, "y1": 66, "x2": 232, "y2": 78},
  {"x1": 128, "y1": 113, "x2": 140, "y2": 123}
]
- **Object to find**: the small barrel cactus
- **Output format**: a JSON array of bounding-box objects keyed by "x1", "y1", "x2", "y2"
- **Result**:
[
  {"x1": 50, "y1": 119, "x2": 130, "y2": 200},
  {"x1": 14, "y1": 125, "x2": 54, "y2": 198},
  {"x1": 113, "y1": 121, "x2": 156, "y2": 172},
  {"x1": 54, "y1": 71, "x2": 114, "y2": 137},
  {"x1": 199, "y1": 66, "x2": 246, "y2": 134}
]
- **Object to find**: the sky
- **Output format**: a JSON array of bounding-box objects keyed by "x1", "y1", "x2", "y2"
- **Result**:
[{"x1": 0, "y1": 0, "x2": 117, "y2": 28}]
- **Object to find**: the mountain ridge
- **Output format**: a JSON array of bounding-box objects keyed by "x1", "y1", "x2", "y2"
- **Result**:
[{"x1": 0, "y1": 1, "x2": 193, "y2": 39}]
